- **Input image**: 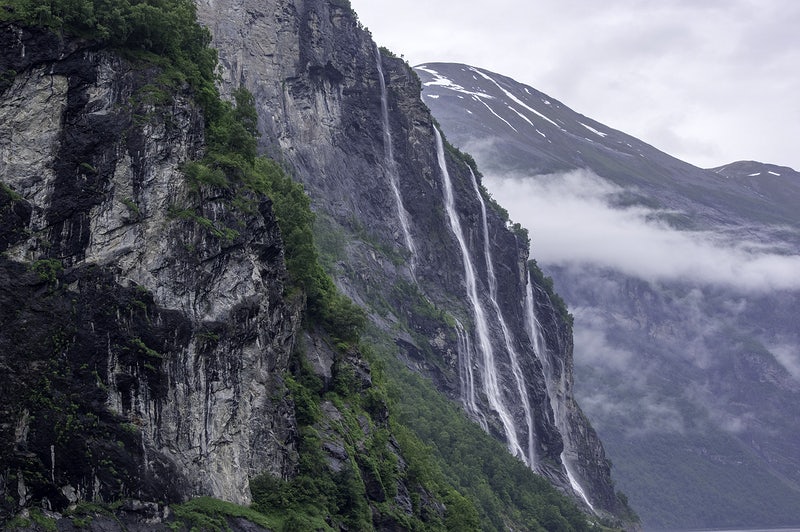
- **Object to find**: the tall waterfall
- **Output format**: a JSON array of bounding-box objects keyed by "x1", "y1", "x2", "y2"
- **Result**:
[
  {"x1": 468, "y1": 168, "x2": 537, "y2": 469},
  {"x1": 434, "y1": 127, "x2": 524, "y2": 459},
  {"x1": 525, "y1": 279, "x2": 596, "y2": 512},
  {"x1": 375, "y1": 46, "x2": 416, "y2": 271}
]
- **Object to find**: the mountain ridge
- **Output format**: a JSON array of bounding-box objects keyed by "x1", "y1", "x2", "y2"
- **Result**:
[{"x1": 415, "y1": 62, "x2": 800, "y2": 236}]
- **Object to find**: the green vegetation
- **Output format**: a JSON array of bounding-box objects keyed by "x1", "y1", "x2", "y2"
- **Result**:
[
  {"x1": 0, "y1": 0, "x2": 219, "y2": 114},
  {"x1": 373, "y1": 334, "x2": 594, "y2": 532},
  {"x1": 378, "y1": 45, "x2": 397, "y2": 59},
  {"x1": 0, "y1": 67, "x2": 17, "y2": 92},
  {"x1": 245, "y1": 159, "x2": 365, "y2": 342},
  {"x1": 120, "y1": 197, "x2": 140, "y2": 217},
  {"x1": 128, "y1": 336, "x2": 163, "y2": 360},
  {"x1": 5, "y1": 508, "x2": 57, "y2": 531},
  {"x1": 249, "y1": 342, "x2": 484, "y2": 531},
  {"x1": 1, "y1": 182, "x2": 23, "y2": 201},
  {"x1": 167, "y1": 205, "x2": 240, "y2": 242},
  {"x1": 165, "y1": 81, "x2": 366, "y2": 343},
  {"x1": 392, "y1": 279, "x2": 455, "y2": 328},
  {"x1": 170, "y1": 497, "x2": 278, "y2": 532},
  {"x1": 529, "y1": 259, "x2": 573, "y2": 328},
  {"x1": 4, "y1": 0, "x2": 366, "y2": 344},
  {"x1": 328, "y1": 0, "x2": 354, "y2": 13},
  {"x1": 29, "y1": 258, "x2": 63, "y2": 284},
  {"x1": 313, "y1": 213, "x2": 348, "y2": 270}
]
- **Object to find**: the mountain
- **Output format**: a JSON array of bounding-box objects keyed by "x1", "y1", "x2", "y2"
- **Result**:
[
  {"x1": 0, "y1": 2, "x2": 635, "y2": 530},
  {"x1": 194, "y1": 0, "x2": 633, "y2": 521},
  {"x1": 416, "y1": 62, "x2": 800, "y2": 529}
]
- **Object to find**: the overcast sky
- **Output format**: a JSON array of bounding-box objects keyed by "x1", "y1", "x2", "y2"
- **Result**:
[{"x1": 349, "y1": 0, "x2": 800, "y2": 171}]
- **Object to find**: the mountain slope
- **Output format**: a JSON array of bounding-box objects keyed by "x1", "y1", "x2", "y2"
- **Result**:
[
  {"x1": 0, "y1": 1, "x2": 637, "y2": 530},
  {"x1": 417, "y1": 62, "x2": 800, "y2": 529},
  {"x1": 195, "y1": 0, "x2": 634, "y2": 523},
  {"x1": 417, "y1": 63, "x2": 800, "y2": 237}
]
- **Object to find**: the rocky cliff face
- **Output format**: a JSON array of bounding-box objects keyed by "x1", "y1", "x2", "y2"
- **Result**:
[
  {"x1": 0, "y1": 23, "x2": 299, "y2": 512},
  {"x1": 1, "y1": 1, "x2": 633, "y2": 525},
  {"x1": 195, "y1": 0, "x2": 626, "y2": 517}
]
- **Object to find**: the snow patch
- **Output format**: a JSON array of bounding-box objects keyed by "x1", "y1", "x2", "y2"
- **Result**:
[
  {"x1": 578, "y1": 121, "x2": 608, "y2": 138},
  {"x1": 748, "y1": 172, "x2": 762, "y2": 177},
  {"x1": 473, "y1": 95, "x2": 518, "y2": 133},
  {"x1": 469, "y1": 67, "x2": 564, "y2": 130},
  {"x1": 416, "y1": 66, "x2": 496, "y2": 99},
  {"x1": 426, "y1": 94, "x2": 440, "y2": 99},
  {"x1": 508, "y1": 106, "x2": 534, "y2": 127},
  {"x1": 768, "y1": 170, "x2": 781, "y2": 176}
]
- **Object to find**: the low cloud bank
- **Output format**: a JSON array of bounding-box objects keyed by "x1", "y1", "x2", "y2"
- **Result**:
[{"x1": 484, "y1": 169, "x2": 800, "y2": 292}]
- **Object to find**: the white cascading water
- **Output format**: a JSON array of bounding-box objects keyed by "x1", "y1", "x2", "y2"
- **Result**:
[
  {"x1": 455, "y1": 318, "x2": 488, "y2": 431},
  {"x1": 468, "y1": 168, "x2": 537, "y2": 468},
  {"x1": 375, "y1": 45, "x2": 417, "y2": 271},
  {"x1": 525, "y1": 279, "x2": 596, "y2": 512},
  {"x1": 434, "y1": 127, "x2": 525, "y2": 459}
]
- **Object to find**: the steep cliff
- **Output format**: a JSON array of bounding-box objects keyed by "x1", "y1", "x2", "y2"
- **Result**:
[
  {"x1": 0, "y1": 13, "x2": 562, "y2": 532},
  {"x1": 1, "y1": 11, "x2": 473, "y2": 529},
  {"x1": 196, "y1": 0, "x2": 630, "y2": 520},
  {"x1": 0, "y1": 21, "x2": 301, "y2": 512},
  {"x1": 1, "y1": 0, "x2": 636, "y2": 529}
]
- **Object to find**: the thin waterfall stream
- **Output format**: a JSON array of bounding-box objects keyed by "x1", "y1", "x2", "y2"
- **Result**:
[
  {"x1": 525, "y1": 279, "x2": 596, "y2": 512},
  {"x1": 375, "y1": 46, "x2": 417, "y2": 272},
  {"x1": 455, "y1": 318, "x2": 488, "y2": 431},
  {"x1": 468, "y1": 168, "x2": 537, "y2": 469},
  {"x1": 434, "y1": 127, "x2": 524, "y2": 459}
]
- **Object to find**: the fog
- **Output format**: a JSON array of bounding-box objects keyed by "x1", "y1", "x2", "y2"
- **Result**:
[
  {"x1": 770, "y1": 343, "x2": 800, "y2": 381},
  {"x1": 484, "y1": 169, "x2": 800, "y2": 439},
  {"x1": 484, "y1": 169, "x2": 800, "y2": 292}
]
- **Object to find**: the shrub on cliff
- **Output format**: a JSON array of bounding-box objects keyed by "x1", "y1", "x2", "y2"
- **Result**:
[{"x1": 1, "y1": 0, "x2": 221, "y2": 117}]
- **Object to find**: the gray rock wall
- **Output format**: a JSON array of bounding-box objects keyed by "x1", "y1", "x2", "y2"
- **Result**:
[{"x1": 0, "y1": 24, "x2": 299, "y2": 509}]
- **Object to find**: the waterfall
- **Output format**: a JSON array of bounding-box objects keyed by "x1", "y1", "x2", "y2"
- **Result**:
[
  {"x1": 525, "y1": 278, "x2": 595, "y2": 512},
  {"x1": 468, "y1": 168, "x2": 537, "y2": 469},
  {"x1": 455, "y1": 318, "x2": 488, "y2": 431},
  {"x1": 434, "y1": 127, "x2": 524, "y2": 459},
  {"x1": 375, "y1": 46, "x2": 416, "y2": 271}
]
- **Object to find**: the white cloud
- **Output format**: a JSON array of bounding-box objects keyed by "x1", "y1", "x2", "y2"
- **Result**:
[
  {"x1": 572, "y1": 307, "x2": 635, "y2": 372},
  {"x1": 769, "y1": 343, "x2": 800, "y2": 381},
  {"x1": 483, "y1": 169, "x2": 800, "y2": 292},
  {"x1": 579, "y1": 390, "x2": 686, "y2": 436}
]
